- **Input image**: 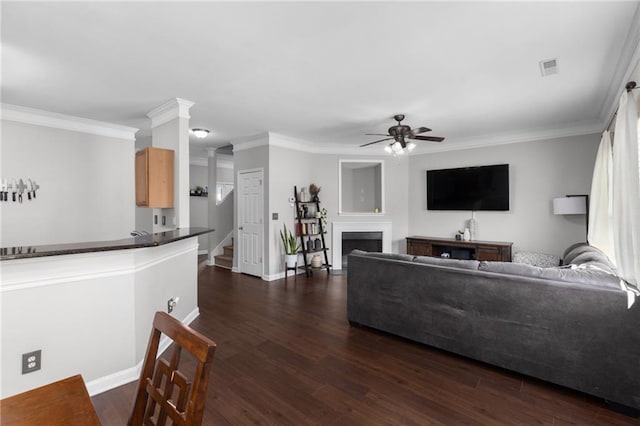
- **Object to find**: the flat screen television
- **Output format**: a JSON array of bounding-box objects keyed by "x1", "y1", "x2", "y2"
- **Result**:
[{"x1": 426, "y1": 164, "x2": 509, "y2": 211}]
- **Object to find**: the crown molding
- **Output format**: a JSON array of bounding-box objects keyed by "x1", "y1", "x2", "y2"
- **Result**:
[
  {"x1": 189, "y1": 157, "x2": 208, "y2": 167},
  {"x1": 230, "y1": 132, "x2": 270, "y2": 152},
  {"x1": 409, "y1": 120, "x2": 602, "y2": 156},
  {"x1": 0, "y1": 103, "x2": 139, "y2": 141},
  {"x1": 232, "y1": 131, "x2": 365, "y2": 155},
  {"x1": 146, "y1": 98, "x2": 194, "y2": 129},
  {"x1": 228, "y1": 121, "x2": 601, "y2": 158},
  {"x1": 189, "y1": 153, "x2": 234, "y2": 169}
]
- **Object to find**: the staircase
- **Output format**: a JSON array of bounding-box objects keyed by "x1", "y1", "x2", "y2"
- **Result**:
[{"x1": 214, "y1": 242, "x2": 233, "y2": 269}]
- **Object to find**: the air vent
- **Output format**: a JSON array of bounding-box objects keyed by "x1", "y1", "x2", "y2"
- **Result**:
[{"x1": 540, "y1": 58, "x2": 559, "y2": 77}]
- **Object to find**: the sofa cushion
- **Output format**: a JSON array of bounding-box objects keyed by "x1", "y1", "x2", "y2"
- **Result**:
[
  {"x1": 413, "y1": 256, "x2": 480, "y2": 270},
  {"x1": 513, "y1": 251, "x2": 560, "y2": 268},
  {"x1": 349, "y1": 250, "x2": 414, "y2": 262},
  {"x1": 562, "y1": 243, "x2": 592, "y2": 265},
  {"x1": 570, "y1": 251, "x2": 613, "y2": 267},
  {"x1": 575, "y1": 261, "x2": 617, "y2": 276},
  {"x1": 479, "y1": 261, "x2": 621, "y2": 290}
]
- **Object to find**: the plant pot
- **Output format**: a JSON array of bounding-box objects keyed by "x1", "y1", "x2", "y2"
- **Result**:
[{"x1": 285, "y1": 254, "x2": 297, "y2": 268}]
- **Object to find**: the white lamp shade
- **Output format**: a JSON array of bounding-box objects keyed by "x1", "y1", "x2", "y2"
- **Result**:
[{"x1": 553, "y1": 196, "x2": 587, "y2": 215}]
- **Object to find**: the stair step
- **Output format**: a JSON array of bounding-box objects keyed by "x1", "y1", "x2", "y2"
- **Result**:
[
  {"x1": 223, "y1": 245, "x2": 234, "y2": 256},
  {"x1": 214, "y1": 254, "x2": 232, "y2": 269}
]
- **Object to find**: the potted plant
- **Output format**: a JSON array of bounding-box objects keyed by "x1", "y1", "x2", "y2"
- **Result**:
[{"x1": 280, "y1": 224, "x2": 299, "y2": 268}]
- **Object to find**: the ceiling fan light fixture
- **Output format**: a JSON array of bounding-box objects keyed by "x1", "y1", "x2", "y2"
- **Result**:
[
  {"x1": 384, "y1": 145, "x2": 393, "y2": 153},
  {"x1": 392, "y1": 141, "x2": 402, "y2": 152},
  {"x1": 191, "y1": 128, "x2": 210, "y2": 139},
  {"x1": 407, "y1": 142, "x2": 416, "y2": 151}
]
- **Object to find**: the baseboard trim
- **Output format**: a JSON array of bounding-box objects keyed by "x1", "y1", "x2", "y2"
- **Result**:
[
  {"x1": 214, "y1": 264, "x2": 232, "y2": 270},
  {"x1": 263, "y1": 269, "x2": 305, "y2": 281},
  {"x1": 86, "y1": 307, "x2": 200, "y2": 396}
]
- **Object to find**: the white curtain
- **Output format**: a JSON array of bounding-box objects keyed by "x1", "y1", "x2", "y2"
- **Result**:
[
  {"x1": 588, "y1": 131, "x2": 615, "y2": 263},
  {"x1": 612, "y1": 90, "x2": 640, "y2": 289}
]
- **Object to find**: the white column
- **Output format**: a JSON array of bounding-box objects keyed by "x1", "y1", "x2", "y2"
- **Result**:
[
  {"x1": 146, "y1": 98, "x2": 194, "y2": 230},
  {"x1": 206, "y1": 148, "x2": 218, "y2": 265}
]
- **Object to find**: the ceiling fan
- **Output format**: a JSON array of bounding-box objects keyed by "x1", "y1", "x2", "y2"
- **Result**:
[{"x1": 361, "y1": 114, "x2": 444, "y2": 153}]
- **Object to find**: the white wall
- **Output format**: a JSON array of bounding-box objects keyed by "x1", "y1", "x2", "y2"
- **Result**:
[
  {"x1": 0, "y1": 120, "x2": 135, "y2": 246},
  {"x1": 311, "y1": 154, "x2": 410, "y2": 255},
  {"x1": 267, "y1": 144, "x2": 312, "y2": 278},
  {"x1": 135, "y1": 136, "x2": 153, "y2": 234},
  {"x1": 232, "y1": 132, "x2": 597, "y2": 279},
  {"x1": 0, "y1": 238, "x2": 199, "y2": 398},
  {"x1": 218, "y1": 166, "x2": 234, "y2": 183},
  {"x1": 408, "y1": 133, "x2": 600, "y2": 256},
  {"x1": 189, "y1": 164, "x2": 209, "y2": 252}
]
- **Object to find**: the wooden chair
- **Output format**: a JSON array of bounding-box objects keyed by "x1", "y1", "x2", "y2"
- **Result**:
[{"x1": 128, "y1": 312, "x2": 217, "y2": 426}]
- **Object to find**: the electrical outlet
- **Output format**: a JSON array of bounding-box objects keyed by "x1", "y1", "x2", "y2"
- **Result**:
[
  {"x1": 272, "y1": 213, "x2": 278, "y2": 220},
  {"x1": 22, "y1": 350, "x2": 41, "y2": 374}
]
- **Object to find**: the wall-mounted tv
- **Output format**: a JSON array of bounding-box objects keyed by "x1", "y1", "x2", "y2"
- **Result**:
[{"x1": 426, "y1": 164, "x2": 509, "y2": 211}]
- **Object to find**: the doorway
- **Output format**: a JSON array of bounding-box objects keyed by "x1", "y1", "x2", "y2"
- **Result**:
[{"x1": 237, "y1": 169, "x2": 264, "y2": 277}]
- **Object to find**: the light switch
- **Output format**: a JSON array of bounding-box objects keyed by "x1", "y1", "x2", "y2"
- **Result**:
[{"x1": 272, "y1": 213, "x2": 278, "y2": 220}]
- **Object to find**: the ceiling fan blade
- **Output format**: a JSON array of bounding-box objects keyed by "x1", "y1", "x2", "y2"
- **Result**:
[
  {"x1": 410, "y1": 135, "x2": 445, "y2": 142},
  {"x1": 365, "y1": 133, "x2": 391, "y2": 136},
  {"x1": 360, "y1": 137, "x2": 394, "y2": 147},
  {"x1": 409, "y1": 127, "x2": 431, "y2": 136}
]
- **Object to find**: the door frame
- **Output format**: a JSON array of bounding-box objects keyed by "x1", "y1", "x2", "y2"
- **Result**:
[{"x1": 236, "y1": 168, "x2": 264, "y2": 277}]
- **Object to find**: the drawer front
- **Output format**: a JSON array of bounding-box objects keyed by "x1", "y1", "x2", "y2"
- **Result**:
[
  {"x1": 476, "y1": 247, "x2": 505, "y2": 262},
  {"x1": 407, "y1": 240, "x2": 431, "y2": 256}
]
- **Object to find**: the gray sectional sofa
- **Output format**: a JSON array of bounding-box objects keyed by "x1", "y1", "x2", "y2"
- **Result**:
[{"x1": 347, "y1": 243, "x2": 640, "y2": 410}]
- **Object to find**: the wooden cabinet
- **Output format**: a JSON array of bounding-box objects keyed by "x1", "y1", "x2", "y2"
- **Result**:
[
  {"x1": 135, "y1": 147, "x2": 174, "y2": 208},
  {"x1": 406, "y1": 236, "x2": 512, "y2": 262}
]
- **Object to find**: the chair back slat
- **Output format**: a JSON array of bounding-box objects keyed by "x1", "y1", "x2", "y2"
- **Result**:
[{"x1": 128, "y1": 312, "x2": 216, "y2": 426}]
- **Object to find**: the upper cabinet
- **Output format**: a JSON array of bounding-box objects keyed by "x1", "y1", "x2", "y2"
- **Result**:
[{"x1": 135, "y1": 147, "x2": 174, "y2": 208}]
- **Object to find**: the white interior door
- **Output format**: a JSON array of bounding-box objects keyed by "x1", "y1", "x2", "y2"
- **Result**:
[{"x1": 238, "y1": 169, "x2": 263, "y2": 277}]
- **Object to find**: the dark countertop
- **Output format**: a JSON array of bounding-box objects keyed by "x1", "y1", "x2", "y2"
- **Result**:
[{"x1": 0, "y1": 227, "x2": 214, "y2": 261}]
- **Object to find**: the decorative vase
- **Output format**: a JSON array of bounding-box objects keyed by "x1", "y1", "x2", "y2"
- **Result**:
[
  {"x1": 468, "y1": 218, "x2": 476, "y2": 240},
  {"x1": 463, "y1": 228, "x2": 471, "y2": 241},
  {"x1": 314, "y1": 238, "x2": 322, "y2": 250},
  {"x1": 285, "y1": 254, "x2": 297, "y2": 268},
  {"x1": 311, "y1": 254, "x2": 322, "y2": 268}
]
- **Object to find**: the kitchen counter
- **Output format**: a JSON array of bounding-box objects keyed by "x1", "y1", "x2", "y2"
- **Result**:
[{"x1": 0, "y1": 227, "x2": 214, "y2": 261}]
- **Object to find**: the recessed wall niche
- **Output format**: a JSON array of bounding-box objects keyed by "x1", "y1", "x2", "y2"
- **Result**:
[{"x1": 338, "y1": 159, "x2": 385, "y2": 215}]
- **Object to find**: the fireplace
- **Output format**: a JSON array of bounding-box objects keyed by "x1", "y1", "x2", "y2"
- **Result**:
[
  {"x1": 341, "y1": 232, "x2": 383, "y2": 268},
  {"x1": 331, "y1": 222, "x2": 392, "y2": 270}
]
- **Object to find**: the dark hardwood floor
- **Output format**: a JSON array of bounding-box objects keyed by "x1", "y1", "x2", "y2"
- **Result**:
[{"x1": 92, "y1": 258, "x2": 638, "y2": 425}]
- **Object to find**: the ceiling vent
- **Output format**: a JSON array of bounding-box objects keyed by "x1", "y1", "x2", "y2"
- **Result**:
[{"x1": 540, "y1": 58, "x2": 559, "y2": 77}]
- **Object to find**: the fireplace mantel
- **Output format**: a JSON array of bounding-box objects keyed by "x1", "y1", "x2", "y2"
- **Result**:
[{"x1": 332, "y1": 222, "x2": 392, "y2": 270}]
